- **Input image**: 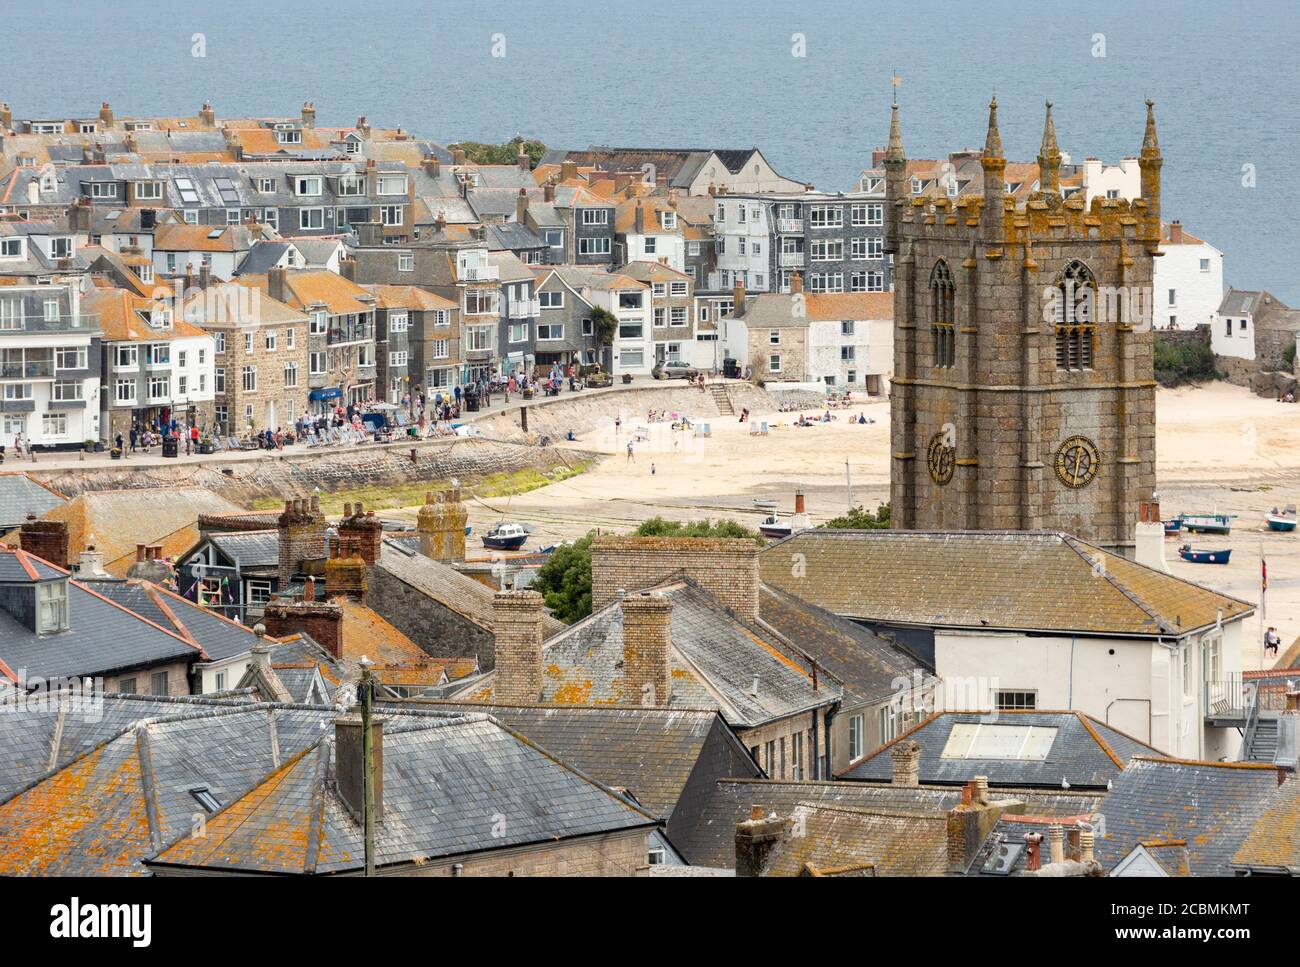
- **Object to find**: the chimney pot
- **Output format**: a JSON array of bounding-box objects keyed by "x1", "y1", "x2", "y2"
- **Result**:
[
  {"x1": 1048, "y1": 823, "x2": 1065, "y2": 865},
  {"x1": 1024, "y1": 832, "x2": 1044, "y2": 871},
  {"x1": 1080, "y1": 828, "x2": 1095, "y2": 864}
]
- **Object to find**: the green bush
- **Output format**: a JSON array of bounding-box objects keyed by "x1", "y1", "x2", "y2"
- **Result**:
[
  {"x1": 821, "y1": 503, "x2": 891, "y2": 529},
  {"x1": 532, "y1": 518, "x2": 763, "y2": 623},
  {"x1": 448, "y1": 136, "x2": 546, "y2": 168},
  {"x1": 1154, "y1": 334, "x2": 1219, "y2": 387}
]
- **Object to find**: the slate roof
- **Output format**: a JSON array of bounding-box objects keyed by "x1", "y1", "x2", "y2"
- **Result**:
[
  {"x1": 235, "y1": 240, "x2": 292, "y2": 276},
  {"x1": 147, "y1": 712, "x2": 657, "y2": 875},
  {"x1": 376, "y1": 539, "x2": 566, "y2": 640},
  {"x1": 20, "y1": 487, "x2": 241, "y2": 577},
  {"x1": 487, "y1": 221, "x2": 546, "y2": 252},
  {"x1": 757, "y1": 801, "x2": 951, "y2": 876},
  {"x1": 1230, "y1": 776, "x2": 1300, "y2": 874},
  {"x1": 0, "y1": 697, "x2": 390, "y2": 875},
  {"x1": 760, "y1": 530, "x2": 1254, "y2": 638},
  {"x1": 90, "y1": 579, "x2": 259, "y2": 663},
  {"x1": 398, "y1": 702, "x2": 757, "y2": 820},
  {"x1": 460, "y1": 580, "x2": 838, "y2": 728},
  {"x1": 676, "y1": 777, "x2": 1103, "y2": 870},
  {"x1": 838, "y1": 711, "x2": 1159, "y2": 788},
  {"x1": 1094, "y1": 758, "x2": 1283, "y2": 876},
  {"x1": 758, "y1": 583, "x2": 925, "y2": 704},
  {"x1": 0, "y1": 569, "x2": 206, "y2": 684},
  {"x1": 206, "y1": 530, "x2": 279, "y2": 570}
]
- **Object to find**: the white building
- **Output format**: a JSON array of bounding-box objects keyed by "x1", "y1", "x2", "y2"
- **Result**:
[
  {"x1": 804, "y1": 291, "x2": 894, "y2": 394},
  {"x1": 1154, "y1": 221, "x2": 1223, "y2": 331},
  {"x1": 0, "y1": 280, "x2": 101, "y2": 448},
  {"x1": 1079, "y1": 156, "x2": 1141, "y2": 203},
  {"x1": 761, "y1": 530, "x2": 1256, "y2": 762},
  {"x1": 1212, "y1": 287, "x2": 1300, "y2": 368},
  {"x1": 553, "y1": 268, "x2": 653, "y2": 376},
  {"x1": 711, "y1": 195, "x2": 772, "y2": 293}
]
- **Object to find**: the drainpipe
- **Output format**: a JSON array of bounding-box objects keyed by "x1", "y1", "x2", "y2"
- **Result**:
[{"x1": 810, "y1": 708, "x2": 820, "y2": 781}]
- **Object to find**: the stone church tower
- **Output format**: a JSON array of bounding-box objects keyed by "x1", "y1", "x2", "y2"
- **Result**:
[{"x1": 885, "y1": 99, "x2": 1160, "y2": 548}]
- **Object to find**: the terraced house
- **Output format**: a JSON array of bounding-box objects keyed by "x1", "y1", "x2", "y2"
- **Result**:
[
  {"x1": 712, "y1": 188, "x2": 891, "y2": 296},
  {"x1": 0, "y1": 223, "x2": 102, "y2": 448},
  {"x1": 365, "y1": 284, "x2": 458, "y2": 403},
  {"x1": 179, "y1": 280, "x2": 308, "y2": 436},
  {"x1": 238, "y1": 266, "x2": 377, "y2": 411},
  {"x1": 86, "y1": 284, "x2": 216, "y2": 439}
]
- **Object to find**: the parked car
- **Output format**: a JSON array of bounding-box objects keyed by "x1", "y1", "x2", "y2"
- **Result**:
[{"x1": 652, "y1": 361, "x2": 697, "y2": 380}]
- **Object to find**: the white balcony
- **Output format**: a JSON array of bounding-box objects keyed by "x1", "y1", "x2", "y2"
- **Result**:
[
  {"x1": 778, "y1": 252, "x2": 806, "y2": 268},
  {"x1": 460, "y1": 264, "x2": 500, "y2": 282},
  {"x1": 509, "y1": 299, "x2": 541, "y2": 318},
  {"x1": 776, "y1": 218, "x2": 803, "y2": 233}
]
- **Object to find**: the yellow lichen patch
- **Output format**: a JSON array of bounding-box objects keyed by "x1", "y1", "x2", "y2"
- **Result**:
[{"x1": 552, "y1": 679, "x2": 594, "y2": 705}]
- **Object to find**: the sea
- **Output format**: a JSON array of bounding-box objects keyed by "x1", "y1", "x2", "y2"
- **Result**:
[{"x1": 7, "y1": 0, "x2": 1297, "y2": 302}]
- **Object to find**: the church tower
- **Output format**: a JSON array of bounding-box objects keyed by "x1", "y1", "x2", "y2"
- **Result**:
[{"x1": 886, "y1": 100, "x2": 1159, "y2": 548}]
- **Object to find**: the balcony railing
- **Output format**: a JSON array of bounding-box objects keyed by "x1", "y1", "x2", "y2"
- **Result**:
[
  {"x1": 1205, "y1": 674, "x2": 1248, "y2": 720},
  {"x1": 509, "y1": 299, "x2": 541, "y2": 318},
  {"x1": 776, "y1": 218, "x2": 803, "y2": 233},
  {"x1": 0, "y1": 312, "x2": 101, "y2": 335},
  {"x1": 0, "y1": 362, "x2": 55, "y2": 379},
  {"x1": 778, "y1": 252, "x2": 806, "y2": 267},
  {"x1": 460, "y1": 264, "x2": 499, "y2": 281}
]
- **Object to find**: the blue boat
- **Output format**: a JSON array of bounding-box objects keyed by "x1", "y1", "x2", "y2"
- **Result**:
[
  {"x1": 1178, "y1": 544, "x2": 1231, "y2": 565},
  {"x1": 1267, "y1": 506, "x2": 1296, "y2": 532},
  {"x1": 1163, "y1": 518, "x2": 1182, "y2": 535}
]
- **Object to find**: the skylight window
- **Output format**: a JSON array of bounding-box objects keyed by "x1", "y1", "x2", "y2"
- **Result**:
[
  {"x1": 213, "y1": 177, "x2": 241, "y2": 205},
  {"x1": 174, "y1": 177, "x2": 199, "y2": 205},
  {"x1": 189, "y1": 787, "x2": 220, "y2": 812},
  {"x1": 940, "y1": 723, "x2": 1058, "y2": 761}
]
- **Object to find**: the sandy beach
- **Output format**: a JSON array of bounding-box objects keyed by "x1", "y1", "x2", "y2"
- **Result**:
[{"x1": 391, "y1": 381, "x2": 1300, "y2": 668}]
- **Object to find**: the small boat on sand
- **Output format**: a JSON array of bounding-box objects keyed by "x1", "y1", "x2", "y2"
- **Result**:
[
  {"x1": 482, "y1": 522, "x2": 529, "y2": 551},
  {"x1": 758, "y1": 513, "x2": 792, "y2": 539},
  {"x1": 1163, "y1": 518, "x2": 1182, "y2": 536},
  {"x1": 1178, "y1": 544, "x2": 1231, "y2": 565},
  {"x1": 1266, "y1": 505, "x2": 1297, "y2": 532},
  {"x1": 1179, "y1": 513, "x2": 1235, "y2": 535}
]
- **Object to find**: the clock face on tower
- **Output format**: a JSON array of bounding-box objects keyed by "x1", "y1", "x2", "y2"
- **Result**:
[
  {"x1": 1055, "y1": 435, "x2": 1100, "y2": 489},
  {"x1": 927, "y1": 430, "x2": 956, "y2": 486}
]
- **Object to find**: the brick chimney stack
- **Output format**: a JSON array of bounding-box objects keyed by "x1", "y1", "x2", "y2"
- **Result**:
[
  {"x1": 199, "y1": 102, "x2": 216, "y2": 128},
  {"x1": 890, "y1": 739, "x2": 921, "y2": 787},
  {"x1": 620, "y1": 591, "x2": 672, "y2": 708},
  {"x1": 732, "y1": 279, "x2": 746, "y2": 311},
  {"x1": 324, "y1": 542, "x2": 367, "y2": 603},
  {"x1": 790, "y1": 272, "x2": 804, "y2": 295},
  {"x1": 277, "y1": 496, "x2": 326, "y2": 588},
  {"x1": 263, "y1": 596, "x2": 344, "y2": 658},
  {"x1": 946, "y1": 776, "x2": 1018, "y2": 873},
  {"x1": 336, "y1": 502, "x2": 383, "y2": 566},
  {"x1": 334, "y1": 712, "x2": 384, "y2": 823},
  {"x1": 18, "y1": 517, "x2": 69, "y2": 569},
  {"x1": 543, "y1": 180, "x2": 555, "y2": 203},
  {"x1": 98, "y1": 101, "x2": 114, "y2": 129},
  {"x1": 451, "y1": 147, "x2": 466, "y2": 166},
  {"x1": 417, "y1": 489, "x2": 467, "y2": 563},
  {"x1": 0, "y1": 103, "x2": 12, "y2": 132},
  {"x1": 338, "y1": 256, "x2": 357, "y2": 281},
  {"x1": 301, "y1": 101, "x2": 316, "y2": 128},
  {"x1": 517, "y1": 144, "x2": 530, "y2": 172},
  {"x1": 559, "y1": 160, "x2": 577, "y2": 181},
  {"x1": 515, "y1": 188, "x2": 528, "y2": 223},
  {"x1": 493, "y1": 589, "x2": 544, "y2": 703},
  {"x1": 590, "y1": 536, "x2": 760, "y2": 621}
]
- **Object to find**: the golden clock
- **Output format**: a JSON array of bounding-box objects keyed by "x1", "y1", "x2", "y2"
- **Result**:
[
  {"x1": 927, "y1": 431, "x2": 955, "y2": 486},
  {"x1": 1055, "y1": 435, "x2": 1100, "y2": 489}
]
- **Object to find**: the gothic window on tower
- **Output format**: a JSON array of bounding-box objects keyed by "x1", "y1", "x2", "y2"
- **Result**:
[
  {"x1": 1053, "y1": 260, "x2": 1095, "y2": 371},
  {"x1": 930, "y1": 260, "x2": 956, "y2": 368}
]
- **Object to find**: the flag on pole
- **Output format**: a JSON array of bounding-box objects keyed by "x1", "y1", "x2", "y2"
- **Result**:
[{"x1": 1261, "y1": 553, "x2": 1268, "y2": 592}]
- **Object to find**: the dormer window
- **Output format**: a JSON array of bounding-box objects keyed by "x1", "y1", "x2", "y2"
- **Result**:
[
  {"x1": 37, "y1": 580, "x2": 69, "y2": 633},
  {"x1": 78, "y1": 122, "x2": 97, "y2": 134},
  {"x1": 660, "y1": 211, "x2": 677, "y2": 230},
  {"x1": 135, "y1": 181, "x2": 163, "y2": 201},
  {"x1": 294, "y1": 176, "x2": 323, "y2": 196},
  {"x1": 276, "y1": 128, "x2": 302, "y2": 145},
  {"x1": 50, "y1": 237, "x2": 73, "y2": 259},
  {"x1": 89, "y1": 182, "x2": 118, "y2": 199},
  {"x1": 257, "y1": 177, "x2": 276, "y2": 193},
  {"x1": 337, "y1": 175, "x2": 364, "y2": 196},
  {"x1": 0, "y1": 238, "x2": 22, "y2": 259},
  {"x1": 377, "y1": 175, "x2": 407, "y2": 195}
]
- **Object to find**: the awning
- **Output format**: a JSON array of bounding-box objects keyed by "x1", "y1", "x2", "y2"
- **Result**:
[{"x1": 308, "y1": 388, "x2": 342, "y2": 401}]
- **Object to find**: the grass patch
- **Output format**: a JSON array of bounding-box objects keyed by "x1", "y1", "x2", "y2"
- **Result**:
[{"x1": 249, "y1": 459, "x2": 593, "y2": 515}]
